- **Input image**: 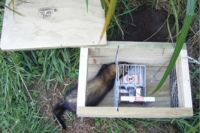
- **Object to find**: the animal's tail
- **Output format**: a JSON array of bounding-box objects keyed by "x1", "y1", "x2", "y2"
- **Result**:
[{"x1": 53, "y1": 102, "x2": 67, "y2": 130}]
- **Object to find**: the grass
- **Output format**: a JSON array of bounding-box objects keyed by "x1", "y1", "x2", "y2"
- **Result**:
[
  {"x1": 150, "y1": 0, "x2": 195, "y2": 95},
  {"x1": 106, "y1": 0, "x2": 139, "y2": 40},
  {"x1": 106, "y1": 1, "x2": 199, "y2": 132},
  {"x1": 0, "y1": 49, "x2": 79, "y2": 132},
  {"x1": 0, "y1": 50, "x2": 58, "y2": 132},
  {"x1": 0, "y1": 0, "x2": 199, "y2": 133}
]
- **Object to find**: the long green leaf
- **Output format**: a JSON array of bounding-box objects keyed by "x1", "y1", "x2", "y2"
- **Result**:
[
  {"x1": 85, "y1": 0, "x2": 88, "y2": 12},
  {"x1": 100, "y1": 0, "x2": 106, "y2": 9},
  {"x1": 169, "y1": 0, "x2": 179, "y2": 40},
  {"x1": 186, "y1": 122, "x2": 200, "y2": 133},
  {"x1": 150, "y1": 0, "x2": 195, "y2": 95},
  {"x1": 0, "y1": 2, "x2": 24, "y2": 17},
  {"x1": 100, "y1": 0, "x2": 117, "y2": 41}
]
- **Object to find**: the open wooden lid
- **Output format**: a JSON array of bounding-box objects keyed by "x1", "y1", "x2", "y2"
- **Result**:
[{"x1": 0, "y1": 0, "x2": 106, "y2": 51}]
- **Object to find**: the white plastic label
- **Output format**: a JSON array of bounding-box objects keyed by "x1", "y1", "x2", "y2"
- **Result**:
[{"x1": 120, "y1": 75, "x2": 140, "y2": 84}]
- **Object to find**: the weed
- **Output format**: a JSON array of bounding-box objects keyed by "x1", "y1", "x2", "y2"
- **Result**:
[
  {"x1": 107, "y1": 0, "x2": 140, "y2": 40},
  {"x1": 0, "y1": 50, "x2": 58, "y2": 132},
  {"x1": 67, "y1": 111, "x2": 76, "y2": 121}
]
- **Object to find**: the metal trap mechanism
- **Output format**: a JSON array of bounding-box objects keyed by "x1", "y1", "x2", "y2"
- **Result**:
[{"x1": 114, "y1": 46, "x2": 155, "y2": 108}]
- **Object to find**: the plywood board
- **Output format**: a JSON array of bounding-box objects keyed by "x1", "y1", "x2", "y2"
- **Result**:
[
  {"x1": 87, "y1": 41, "x2": 178, "y2": 66},
  {"x1": 77, "y1": 48, "x2": 88, "y2": 107},
  {"x1": 77, "y1": 107, "x2": 193, "y2": 118},
  {"x1": 176, "y1": 50, "x2": 192, "y2": 108},
  {"x1": 1, "y1": 0, "x2": 106, "y2": 50}
]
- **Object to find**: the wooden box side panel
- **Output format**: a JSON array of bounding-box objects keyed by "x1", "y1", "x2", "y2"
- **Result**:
[
  {"x1": 88, "y1": 42, "x2": 175, "y2": 66},
  {"x1": 77, "y1": 48, "x2": 88, "y2": 107},
  {"x1": 86, "y1": 42, "x2": 174, "y2": 107},
  {"x1": 78, "y1": 107, "x2": 193, "y2": 118},
  {"x1": 176, "y1": 50, "x2": 192, "y2": 108}
]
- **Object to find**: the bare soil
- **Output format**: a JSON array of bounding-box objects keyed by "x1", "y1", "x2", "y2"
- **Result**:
[{"x1": 109, "y1": 5, "x2": 177, "y2": 42}]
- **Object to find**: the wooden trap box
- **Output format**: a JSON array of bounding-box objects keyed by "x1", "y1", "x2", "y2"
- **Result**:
[{"x1": 77, "y1": 41, "x2": 193, "y2": 118}]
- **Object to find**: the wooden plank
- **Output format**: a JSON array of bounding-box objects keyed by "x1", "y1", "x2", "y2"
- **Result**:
[
  {"x1": 77, "y1": 107, "x2": 193, "y2": 118},
  {"x1": 1, "y1": 0, "x2": 106, "y2": 50},
  {"x1": 89, "y1": 41, "x2": 186, "y2": 50},
  {"x1": 87, "y1": 65, "x2": 169, "y2": 80},
  {"x1": 88, "y1": 48, "x2": 174, "y2": 57},
  {"x1": 88, "y1": 56, "x2": 170, "y2": 66},
  {"x1": 97, "y1": 89, "x2": 170, "y2": 107},
  {"x1": 87, "y1": 43, "x2": 174, "y2": 66},
  {"x1": 176, "y1": 50, "x2": 192, "y2": 108},
  {"x1": 77, "y1": 48, "x2": 88, "y2": 107}
]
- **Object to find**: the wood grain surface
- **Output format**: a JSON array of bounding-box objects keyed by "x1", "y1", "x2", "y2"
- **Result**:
[{"x1": 1, "y1": 0, "x2": 106, "y2": 50}]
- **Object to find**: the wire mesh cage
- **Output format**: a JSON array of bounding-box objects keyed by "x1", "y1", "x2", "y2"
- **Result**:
[{"x1": 119, "y1": 64, "x2": 146, "y2": 97}]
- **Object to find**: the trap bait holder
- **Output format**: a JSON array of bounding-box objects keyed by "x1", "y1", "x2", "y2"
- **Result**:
[{"x1": 114, "y1": 46, "x2": 155, "y2": 110}]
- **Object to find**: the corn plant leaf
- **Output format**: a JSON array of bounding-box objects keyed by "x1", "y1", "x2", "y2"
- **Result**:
[
  {"x1": 100, "y1": 0, "x2": 117, "y2": 41},
  {"x1": 149, "y1": 0, "x2": 195, "y2": 95}
]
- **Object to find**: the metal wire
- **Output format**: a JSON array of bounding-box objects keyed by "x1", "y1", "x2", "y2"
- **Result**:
[{"x1": 170, "y1": 67, "x2": 179, "y2": 107}]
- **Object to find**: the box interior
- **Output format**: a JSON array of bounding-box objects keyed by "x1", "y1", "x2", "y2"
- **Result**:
[{"x1": 86, "y1": 45, "x2": 174, "y2": 107}]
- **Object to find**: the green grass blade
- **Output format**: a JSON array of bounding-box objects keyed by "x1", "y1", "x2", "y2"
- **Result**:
[
  {"x1": 121, "y1": 0, "x2": 133, "y2": 23},
  {"x1": 100, "y1": 0, "x2": 106, "y2": 9},
  {"x1": 0, "y1": 2, "x2": 24, "y2": 17},
  {"x1": 85, "y1": 0, "x2": 88, "y2": 12},
  {"x1": 169, "y1": 0, "x2": 179, "y2": 40},
  {"x1": 186, "y1": 122, "x2": 200, "y2": 133},
  {"x1": 150, "y1": 0, "x2": 195, "y2": 95}
]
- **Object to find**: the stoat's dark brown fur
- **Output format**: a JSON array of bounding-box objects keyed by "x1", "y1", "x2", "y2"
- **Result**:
[{"x1": 53, "y1": 62, "x2": 127, "y2": 130}]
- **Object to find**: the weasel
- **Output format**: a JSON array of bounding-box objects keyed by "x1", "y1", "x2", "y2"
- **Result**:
[{"x1": 53, "y1": 62, "x2": 128, "y2": 130}]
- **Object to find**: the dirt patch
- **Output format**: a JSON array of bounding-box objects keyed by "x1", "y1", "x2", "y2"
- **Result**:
[
  {"x1": 29, "y1": 78, "x2": 77, "y2": 131},
  {"x1": 64, "y1": 118, "x2": 96, "y2": 133},
  {"x1": 110, "y1": 5, "x2": 177, "y2": 42},
  {"x1": 134, "y1": 121, "x2": 178, "y2": 133}
]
